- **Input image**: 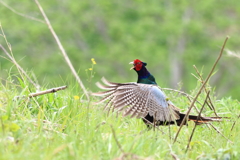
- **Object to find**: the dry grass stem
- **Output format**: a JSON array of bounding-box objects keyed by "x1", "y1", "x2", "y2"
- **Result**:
[
  {"x1": 34, "y1": 0, "x2": 89, "y2": 101},
  {"x1": 0, "y1": 1, "x2": 45, "y2": 23},
  {"x1": 173, "y1": 36, "x2": 229, "y2": 143},
  {"x1": 29, "y1": 85, "x2": 67, "y2": 98},
  {"x1": 186, "y1": 91, "x2": 210, "y2": 152},
  {"x1": 162, "y1": 88, "x2": 203, "y2": 106},
  {"x1": 162, "y1": 87, "x2": 211, "y2": 121},
  {"x1": 193, "y1": 65, "x2": 218, "y2": 116},
  {"x1": 230, "y1": 114, "x2": 240, "y2": 131},
  {"x1": 14, "y1": 86, "x2": 67, "y2": 100},
  {"x1": 208, "y1": 123, "x2": 232, "y2": 143},
  {"x1": 0, "y1": 44, "x2": 39, "y2": 89}
]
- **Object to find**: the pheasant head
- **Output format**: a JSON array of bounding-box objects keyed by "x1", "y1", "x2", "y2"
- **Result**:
[
  {"x1": 129, "y1": 59, "x2": 157, "y2": 85},
  {"x1": 129, "y1": 59, "x2": 147, "y2": 71}
]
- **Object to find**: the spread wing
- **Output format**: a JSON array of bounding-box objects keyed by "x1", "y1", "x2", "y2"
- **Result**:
[{"x1": 92, "y1": 77, "x2": 180, "y2": 121}]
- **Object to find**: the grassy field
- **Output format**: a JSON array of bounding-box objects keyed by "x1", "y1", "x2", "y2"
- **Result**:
[
  {"x1": 0, "y1": 75, "x2": 239, "y2": 160},
  {"x1": 0, "y1": 9, "x2": 239, "y2": 159}
]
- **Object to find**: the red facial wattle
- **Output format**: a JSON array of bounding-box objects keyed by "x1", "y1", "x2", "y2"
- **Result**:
[{"x1": 133, "y1": 59, "x2": 143, "y2": 71}]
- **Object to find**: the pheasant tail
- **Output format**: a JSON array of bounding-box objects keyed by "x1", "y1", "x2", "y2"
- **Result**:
[{"x1": 180, "y1": 113, "x2": 223, "y2": 125}]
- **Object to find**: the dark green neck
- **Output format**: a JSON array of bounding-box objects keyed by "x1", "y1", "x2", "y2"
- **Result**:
[{"x1": 135, "y1": 66, "x2": 157, "y2": 85}]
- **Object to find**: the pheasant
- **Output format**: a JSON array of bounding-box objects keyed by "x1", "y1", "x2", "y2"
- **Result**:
[{"x1": 93, "y1": 59, "x2": 222, "y2": 127}]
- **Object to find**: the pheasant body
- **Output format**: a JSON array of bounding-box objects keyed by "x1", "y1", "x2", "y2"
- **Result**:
[
  {"x1": 93, "y1": 59, "x2": 223, "y2": 127},
  {"x1": 93, "y1": 79, "x2": 179, "y2": 122}
]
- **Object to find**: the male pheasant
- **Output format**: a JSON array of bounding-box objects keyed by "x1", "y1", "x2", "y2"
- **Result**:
[{"x1": 93, "y1": 59, "x2": 222, "y2": 127}]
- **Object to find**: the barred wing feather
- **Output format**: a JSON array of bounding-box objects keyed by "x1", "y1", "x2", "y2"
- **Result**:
[{"x1": 93, "y1": 77, "x2": 180, "y2": 121}]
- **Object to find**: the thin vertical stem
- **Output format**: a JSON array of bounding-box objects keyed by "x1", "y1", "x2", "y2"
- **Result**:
[{"x1": 173, "y1": 37, "x2": 229, "y2": 143}]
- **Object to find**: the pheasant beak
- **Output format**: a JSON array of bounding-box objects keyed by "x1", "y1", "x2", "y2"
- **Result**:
[{"x1": 129, "y1": 61, "x2": 135, "y2": 70}]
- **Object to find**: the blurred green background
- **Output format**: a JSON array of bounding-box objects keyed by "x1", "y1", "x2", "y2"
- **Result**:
[{"x1": 0, "y1": 0, "x2": 240, "y2": 99}]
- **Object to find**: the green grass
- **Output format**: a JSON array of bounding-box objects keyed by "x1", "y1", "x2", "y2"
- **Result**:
[{"x1": 0, "y1": 76, "x2": 240, "y2": 160}]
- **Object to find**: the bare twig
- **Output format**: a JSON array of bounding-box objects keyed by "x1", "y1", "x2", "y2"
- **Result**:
[
  {"x1": 191, "y1": 73, "x2": 201, "y2": 81},
  {"x1": 162, "y1": 88, "x2": 213, "y2": 131},
  {"x1": 206, "y1": 101, "x2": 217, "y2": 115},
  {"x1": 0, "y1": 44, "x2": 39, "y2": 89},
  {"x1": 208, "y1": 123, "x2": 232, "y2": 143},
  {"x1": 34, "y1": 0, "x2": 89, "y2": 101},
  {"x1": 173, "y1": 36, "x2": 229, "y2": 143},
  {"x1": 171, "y1": 152, "x2": 180, "y2": 160},
  {"x1": 193, "y1": 65, "x2": 219, "y2": 116},
  {"x1": 162, "y1": 87, "x2": 203, "y2": 114},
  {"x1": 28, "y1": 86, "x2": 67, "y2": 98},
  {"x1": 1, "y1": 24, "x2": 39, "y2": 88},
  {"x1": 230, "y1": 114, "x2": 240, "y2": 131},
  {"x1": 14, "y1": 86, "x2": 67, "y2": 100},
  {"x1": 162, "y1": 88, "x2": 203, "y2": 106},
  {"x1": 186, "y1": 91, "x2": 210, "y2": 152},
  {"x1": 0, "y1": 1, "x2": 45, "y2": 23}
]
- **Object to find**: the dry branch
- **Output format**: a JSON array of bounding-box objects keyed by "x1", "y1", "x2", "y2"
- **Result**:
[
  {"x1": 162, "y1": 88, "x2": 197, "y2": 101},
  {"x1": 173, "y1": 36, "x2": 229, "y2": 143},
  {"x1": 186, "y1": 91, "x2": 210, "y2": 152},
  {"x1": 14, "y1": 86, "x2": 67, "y2": 100},
  {"x1": 28, "y1": 86, "x2": 67, "y2": 98},
  {"x1": 230, "y1": 114, "x2": 240, "y2": 131},
  {"x1": 193, "y1": 65, "x2": 219, "y2": 116},
  {"x1": 34, "y1": 0, "x2": 89, "y2": 101},
  {"x1": 162, "y1": 88, "x2": 212, "y2": 131}
]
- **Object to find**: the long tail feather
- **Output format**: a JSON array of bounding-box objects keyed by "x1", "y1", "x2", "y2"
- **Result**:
[
  {"x1": 143, "y1": 113, "x2": 226, "y2": 127},
  {"x1": 182, "y1": 114, "x2": 223, "y2": 125}
]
